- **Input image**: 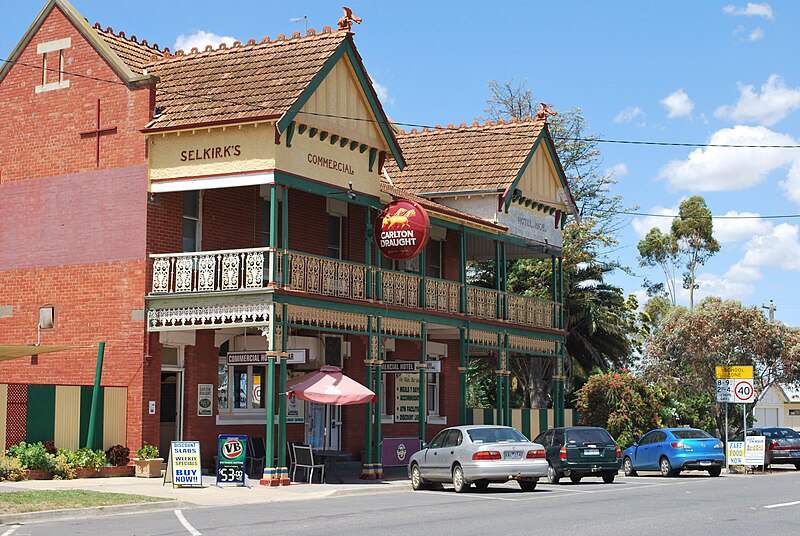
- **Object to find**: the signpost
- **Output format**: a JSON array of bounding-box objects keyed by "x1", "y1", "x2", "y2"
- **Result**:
[
  {"x1": 716, "y1": 365, "x2": 755, "y2": 473},
  {"x1": 164, "y1": 441, "x2": 202, "y2": 488},
  {"x1": 216, "y1": 434, "x2": 248, "y2": 487}
]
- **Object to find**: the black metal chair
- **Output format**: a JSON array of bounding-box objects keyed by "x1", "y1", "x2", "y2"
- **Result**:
[
  {"x1": 292, "y1": 444, "x2": 324, "y2": 483},
  {"x1": 246, "y1": 436, "x2": 266, "y2": 480}
]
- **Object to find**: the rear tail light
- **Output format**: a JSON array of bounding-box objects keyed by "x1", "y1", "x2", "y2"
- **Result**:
[
  {"x1": 768, "y1": 440, "x2": 779, "y2": 451},
  {"x1": 472, "y1": 451, "x2": 502, "y2": 461},
  {"x1": 670, "y1": 442, "x2": 685, "y2": 449},
  {"x1": 526, "y1": 449, "x2": 546, "y2": 459},
  {"x1": 714, "y1": 441, "x2": 723, "y2": 449},
  {"x1": 559, "y1": 446, "x2": 567, "y2": 460},
  {"x1": 616, "y1": 445, "x2": 622, "y2": 458}
]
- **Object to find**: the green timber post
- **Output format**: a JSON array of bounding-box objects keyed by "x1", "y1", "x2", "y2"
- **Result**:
[
  {"x1": 375, "y1": 235, "x2": 383, "y2": 302},
  {"x1": 458, "y1": 327, "x2": 467, "y2": 424},
  {"x1": 551, "y1": 255, "x2": 557, "y2": 327},
  {"x1": 419, "y1": 249, "x2": 427, "y2": 308},
  {"x1": 459, "y1": 231, "x2": 467, "y2": 313},
  {"x1": 269, "y1": 185, "x2": 279, "y2": 284},
  {"x1": 556, "y1": 256, "x2": 565, "y2": 427},
  {"x1": 559, "y1": 257, "x2": 564, "y2": 329},
  {"x1": 418, "y1": 323, "x2": 427, "y2": 442},
  {"x1": 495, "y1": 333, "x2": 504, "y2": 425},
  {"x1": 263, "y1": 353, "x2": 277, "y2": 484},
  {"x1": 501, "y1": 243, "x2": 508, "y2": 319},
  {"x1": 504, "y1": 333, "x2": 511, "y2": 426},
  {"x1": 86, "y1": 342, "x2": 105, "y2": 449},
  {"x1": 361, "y1": 316, "x2": 375, "y2": 479},
  {"x1": 373, "y1": 317, "x2": 384, "y2": 479},
  {"x1": 494, "y1": 241, "x2": 502, "y2": 319},
  {"x1": 365, "y1": 209, "x2": 373, "y2": 300},
  {"x1": 277, "y1": 304, "x2": 289, "y2": 485},
  {"x1": 554, "y1": 342, "x2": 565, "y2": 428},
  {"x1": 281, "y1": 186, "x2": 289, "y2": 280}
]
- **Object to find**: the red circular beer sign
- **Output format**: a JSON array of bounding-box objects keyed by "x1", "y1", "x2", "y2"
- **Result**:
[{"x1": 375, "y1": 200, "x2": 431, "y2": 260}]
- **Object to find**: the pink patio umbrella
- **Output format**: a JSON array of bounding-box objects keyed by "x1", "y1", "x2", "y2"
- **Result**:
[{"x1": 287, "y1": 366, "x2": 375, "y2": 450}]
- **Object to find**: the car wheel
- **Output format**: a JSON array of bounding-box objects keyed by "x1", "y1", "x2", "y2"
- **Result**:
[
  {"x1": 410, "y1": 464, "x2": 429, "y2": 491},
  {"x1": 707, "y1": 467, "x2": 721, "y2": 477},
  {"x1": 452, "y1": 465, "x2": 469, "y2": 493},
  {"x1": 602, "y1": 472, "x2": 615, "y2": 484},
  {"x1": 518, "y1": 480, "x2": 537, "y2": 492},
  {"x1": 794, "y1": 462, "x2": 800, "y2": 471},
  {"x1": 474, "y1": 481, "x2": 490, "y2": 490},
  {"x1": 570, "y1": 476, "x2": 582, "y2": 483},
  {"x1": 623, "y1": 457, "x2": 637, "y2": 477},
  {"x1": 660, "y1": 456, "x2": 676, "y2": 477},
  {"x1": 547, "y1": 463, "x2": 561, "y2": 484}
]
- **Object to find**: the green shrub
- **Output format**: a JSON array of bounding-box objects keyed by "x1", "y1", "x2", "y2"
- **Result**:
[
  {"x1": 74, "y1": 448, "x2": 107, "y2": 471},
  {"x1": 6, "y1": 441, "x2": 55, "y2": 472},
  {"x1": 52, "y1": 450, "x2": 77, "y2": 480},
  {"x1": 0, "y1": 455, "x2": 26, "y2": 481},
  {"x1": 135, "y1": 444, "x2": 159, "y2": 459}
]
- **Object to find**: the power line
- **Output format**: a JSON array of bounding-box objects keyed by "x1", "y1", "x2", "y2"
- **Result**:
[
  {"x1": 4, "y1": 55, "x2": 800, "y2": 150},
  {"x1": 602, "y1": 210, "x2": 800, "y2": 220}
]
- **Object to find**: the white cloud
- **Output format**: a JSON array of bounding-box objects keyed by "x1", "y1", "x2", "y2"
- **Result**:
[
  {"x1": 613, "y1": 106, "x2": 644, "y2": 124},
  {"x1": 723, "y1": 3, "x2": 774, "y2": 20},
  {"x1": 174, "y1": 30, "x2": 235, "y2": 52},
  {"x1": 660, "y1": 90, "x2": 694, "y2": 118},
  {"x1": 749, "y1": 27, "x2": 765, "y2": 41},
  {"x1": 739, "y1": 223, "x2": 800, "y2": 270},
  {"x1": 713, "y1": 211, "x2": 773, "y2": 243},
  {"x1": 604, "y1": 163, "x2": 628, "y2": 179},
  {"x1": 372, "y1": 79, "x2": 394, "y2": 106},
  {"x1": 683, "y1": 268, "x2": 759, "y2": 302},
  {"x1": 714, "y1": 75, "x2": 800, "y2": 126},
  {"x1": 657, "y1": 125, "x2": 798, "y2": 191},
  {"x1": 632, "y1": 204, "x2": 678, "y2": 238},
  {"x1": 779, "y1": 160, "x2": 800, "y2": 204}
]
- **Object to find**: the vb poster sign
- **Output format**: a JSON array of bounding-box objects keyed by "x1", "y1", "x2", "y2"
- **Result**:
[{"x1": 216, "y1": 434, "x2": 248, "y2": 487}]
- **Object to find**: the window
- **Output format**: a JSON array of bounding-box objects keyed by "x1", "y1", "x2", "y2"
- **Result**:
[
  {"x1": 428, "y1": 240, "x2": 442, "y2": 279},
  {"x1": 428, "y1": 429, "x2": 448, "y2": 449},
  {"x1": 35, "y1": 38, "x2": 71, "y2": 93},
  {"x1": 426, "y1": 366, "x2": 439, "y2": 416},
  {"x1": 328, "y1": 214, "x2": 341, "y2": 259},
  {"x1": 261, "y1": 198, "x2": 271, "y2": 247},
  {"x1": 183, "y1": 191, "x2": 201, "y2": 252},
  {"x1": 217, "y1": 359, "x2": 266, "y2": 413},
  {"x1": 443, "y1": 429, "x2": 462, "y2": 448},
  {"x1": 323, "y1": 335, "x2": 343, "y2": 368}
]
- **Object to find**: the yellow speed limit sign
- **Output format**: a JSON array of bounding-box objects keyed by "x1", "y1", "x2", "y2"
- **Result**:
[{"x1": 716, "y1": 366, "x2": 753, "y2": 379}]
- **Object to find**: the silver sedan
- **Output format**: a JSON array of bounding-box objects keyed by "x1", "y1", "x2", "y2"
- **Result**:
[{"x1": 407, "y1": 425, "x2": 548, "y2": 492}]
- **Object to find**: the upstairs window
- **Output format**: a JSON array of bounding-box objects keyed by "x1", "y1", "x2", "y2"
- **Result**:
[
  {"x1": 328, "y1": 215, "x2": 342, "y2": 259},
  {"x1": 182, "y1": 191, "x2": 201, "y2": 252},
  {"x1": 35, "y1": 38, "x2": 71, "y2": 93}
]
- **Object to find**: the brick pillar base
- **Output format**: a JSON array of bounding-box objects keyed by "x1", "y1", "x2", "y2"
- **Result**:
[{"x1": 259, "y1": 467, "x2": 281, "y2": 486}]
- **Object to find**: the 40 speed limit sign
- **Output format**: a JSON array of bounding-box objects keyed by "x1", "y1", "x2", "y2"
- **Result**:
[{"x1": 734, "y1": 379, "x2": 755, "y2": 403}]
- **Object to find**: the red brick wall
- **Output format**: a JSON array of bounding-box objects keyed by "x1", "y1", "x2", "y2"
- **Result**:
[
  {"x1": 0, "y1": 6, "x2": 151, "y2": 182},
  {"x1": 0, "y1": 261, "x2": 148, "y2": 448}
]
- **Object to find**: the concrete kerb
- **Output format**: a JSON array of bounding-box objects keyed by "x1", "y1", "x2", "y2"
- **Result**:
[{"x1": 0, "y1": 500, "x2": 191, "y2": 526}]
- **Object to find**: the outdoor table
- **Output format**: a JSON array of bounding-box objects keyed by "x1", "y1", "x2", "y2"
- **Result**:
[{"x1": 314, "y1": 450, "x2": 352, "y2": 483}]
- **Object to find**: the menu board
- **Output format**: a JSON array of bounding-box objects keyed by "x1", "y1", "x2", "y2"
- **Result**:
[{"x1": 395, "y1": 373, "x2": 420, "y2": 423}]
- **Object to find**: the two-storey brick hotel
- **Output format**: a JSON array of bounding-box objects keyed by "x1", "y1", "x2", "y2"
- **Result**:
[{"x1": 0, "y1": 0, "x2": 579, "y2": 483}]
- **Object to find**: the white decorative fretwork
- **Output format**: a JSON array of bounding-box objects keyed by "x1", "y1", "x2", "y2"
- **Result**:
[
  {"x1": 286, "y1": 304, "x2": 369, "y2": 332},
  {"x1": 469, "y1": 329, "x2": 497, "y2": 347},
  {"x1": 382, "y1": 318, "x2": 421, "y2": 338},
  {"x1": 467, "y1": 286, "x2": 498, "y2": 319},
  {"x1": 148, "y1": 303, "x2": 270, "y2": 329},
  {"x1": 508, "y1": 334, "x2": 557, "y2": 354}
]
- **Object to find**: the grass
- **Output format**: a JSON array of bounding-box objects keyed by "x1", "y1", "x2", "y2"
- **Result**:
[{"x1": 0, "y1": 490, "x2": 171, "y2": 514}]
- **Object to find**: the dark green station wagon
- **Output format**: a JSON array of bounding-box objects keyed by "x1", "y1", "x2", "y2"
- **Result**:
[{"x1": 533, "y1": 426, "x2": 622, "y2": 484}]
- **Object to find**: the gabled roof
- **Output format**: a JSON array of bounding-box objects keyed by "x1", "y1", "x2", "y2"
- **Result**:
[
  {"x1": 92, "y1": 23, "x2": 160, "y2": 75},
  {"x1": 0, "y1": 0, "x2": 155, "y2": 87},
  {"x1": 143, "y1": 29, "x2": 348, "y2": 130},
  {"x1": 777, "y1": 383, "x2": 800, "y2": 403},
  {"x1": 385, "y1": 118, "x2": 577, "y2": 218}
]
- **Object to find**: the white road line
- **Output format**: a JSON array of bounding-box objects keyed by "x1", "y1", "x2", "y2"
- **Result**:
[
  {"x1": 1, "y1": 525, "x2": 20, "y2": 536},
  {"x1": 764, "y1": 500, "x2": 800, "y2": 509},
  {"x1": 175, "y1": 509, "x2": 202, "y2": 535}
]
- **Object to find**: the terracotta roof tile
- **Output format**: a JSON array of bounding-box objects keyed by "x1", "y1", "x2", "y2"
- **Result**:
[
  {"x1": 143, "y1": 29, "x2": 349, "y2": 129},
  {"x1": 92, "y1": 23, "x2": 160, "y2": 75},
  {"x1": 385, "y1": 120, "x2": 545, "y2": 194}
]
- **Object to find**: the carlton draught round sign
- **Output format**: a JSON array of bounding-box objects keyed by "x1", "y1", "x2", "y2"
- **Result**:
[{"x1": 375, "y1": 200, "x2": 431, "y2": 260}]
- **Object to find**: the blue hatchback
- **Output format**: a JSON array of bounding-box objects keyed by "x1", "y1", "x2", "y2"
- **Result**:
[{"x1": 622, "y1": 428, "x2": 724, "y2": 477}]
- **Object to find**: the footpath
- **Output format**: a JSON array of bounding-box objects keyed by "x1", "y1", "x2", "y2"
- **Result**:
[{"x1": 0, "y1": 463, "x2": 410, "y2": 525}]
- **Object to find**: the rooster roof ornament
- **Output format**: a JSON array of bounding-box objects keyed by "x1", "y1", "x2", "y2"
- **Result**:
[{"x1": 338, "y1": 6, "x2": 363, "y2": 31}]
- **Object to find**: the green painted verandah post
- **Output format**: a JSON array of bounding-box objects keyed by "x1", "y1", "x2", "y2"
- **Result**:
[
  {"x1": 373, "y1": 317, "x2": 384, "y2": 479},
  {"x1": 361, "y1": 317, "x2": 375, "y2": 479},
  {"x1": 86, "y1": 342, "x2": 105, "y2": 449},
  {"x1": 504, "y1": 333, "x2": 511, "y2": 426},
  {"x1": 459, "y1": 232, "x2": 467, "y2": 313},
  {"x1": 277, "y1": 304, "x2": 289, "y2": 485},
  {"x1": 418, "y1": 323, "x2": 427, "y2": 442},
  {"x1": 458, "y1": 327, "x2": 467, "y2": 424},
  {"x1": 263, "y1": 353, "x2": 277, "y2": 484},
  {"x1": 495, "y1": 333, "x2": 504, "y2": 426}
]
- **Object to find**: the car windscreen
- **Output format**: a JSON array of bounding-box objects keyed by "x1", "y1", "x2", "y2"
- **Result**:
[
  {"x1": 672, "y1": 429, "x2": 712, "y2": 439},
  {"x1": 768, "y1": 428, "x2": 800, "y2": 439},
  {"x1": 468, "y1": 427, "x2": 528, "y2": 444},
  {"x1": 566, "y1": 428, "x2": 613, "y2": 445}
]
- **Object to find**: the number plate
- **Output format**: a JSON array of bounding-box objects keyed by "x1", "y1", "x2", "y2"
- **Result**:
[
  {"x1": 584, "y1": 449, "x2": 600, "y2": 456},
  {"x1": 504, "y1": 450, "x2": 523, "y2": 460},
  {"x1": 699, "y1": 461, "x2": 712, "y2": 466},
  {"x1": 790, "y1": 451, "x2": 800, "y2": 457}
]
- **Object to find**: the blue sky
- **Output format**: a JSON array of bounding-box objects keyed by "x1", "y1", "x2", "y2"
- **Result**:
[{"x1": 4, "y1": 1, "x2": 800, "y2": 325}]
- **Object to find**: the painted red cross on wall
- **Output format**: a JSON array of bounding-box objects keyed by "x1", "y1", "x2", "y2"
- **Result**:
[{"x1": 79, "y1": 99, "x2": 117, "y2": 166}]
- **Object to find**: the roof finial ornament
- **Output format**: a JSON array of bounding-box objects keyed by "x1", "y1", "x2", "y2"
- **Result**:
[
  {"x1": 535, "y1": 102, "x2": 557, "y2": 122},
  {"x1": 337, "y1": 6, "x2": 362, "y2": 31}
]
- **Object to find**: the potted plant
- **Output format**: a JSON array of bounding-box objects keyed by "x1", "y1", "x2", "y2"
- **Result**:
[{"x1": 133, "y1": 444, "x2": 163, "y2": 478}]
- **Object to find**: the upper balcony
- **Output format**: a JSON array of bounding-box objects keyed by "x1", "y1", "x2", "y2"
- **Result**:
[{"x1": 148, "y1": 247, "x2": 562, "y2": 331}]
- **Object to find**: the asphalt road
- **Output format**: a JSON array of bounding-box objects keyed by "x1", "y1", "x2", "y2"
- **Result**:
[{"x1": 5, "y1": 469, "x2": 800, "y2": 536}]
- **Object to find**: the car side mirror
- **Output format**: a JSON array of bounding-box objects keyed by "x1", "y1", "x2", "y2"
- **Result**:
[
  {"x1": 421, "y1": 442, "x2": 428, "y2": 449},
  {"x1": 632, "y1": 441, "x2": 638, "y2": 447}
]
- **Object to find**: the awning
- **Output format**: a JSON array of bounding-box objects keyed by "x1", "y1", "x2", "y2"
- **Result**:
[{"x1": 0, "y1": 345, "x2": 78, "y2": 362}]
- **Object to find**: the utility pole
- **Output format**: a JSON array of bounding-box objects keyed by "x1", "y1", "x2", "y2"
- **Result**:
[{"x1": 762, "y1": 300, "x2": 776, "y2": 322}]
